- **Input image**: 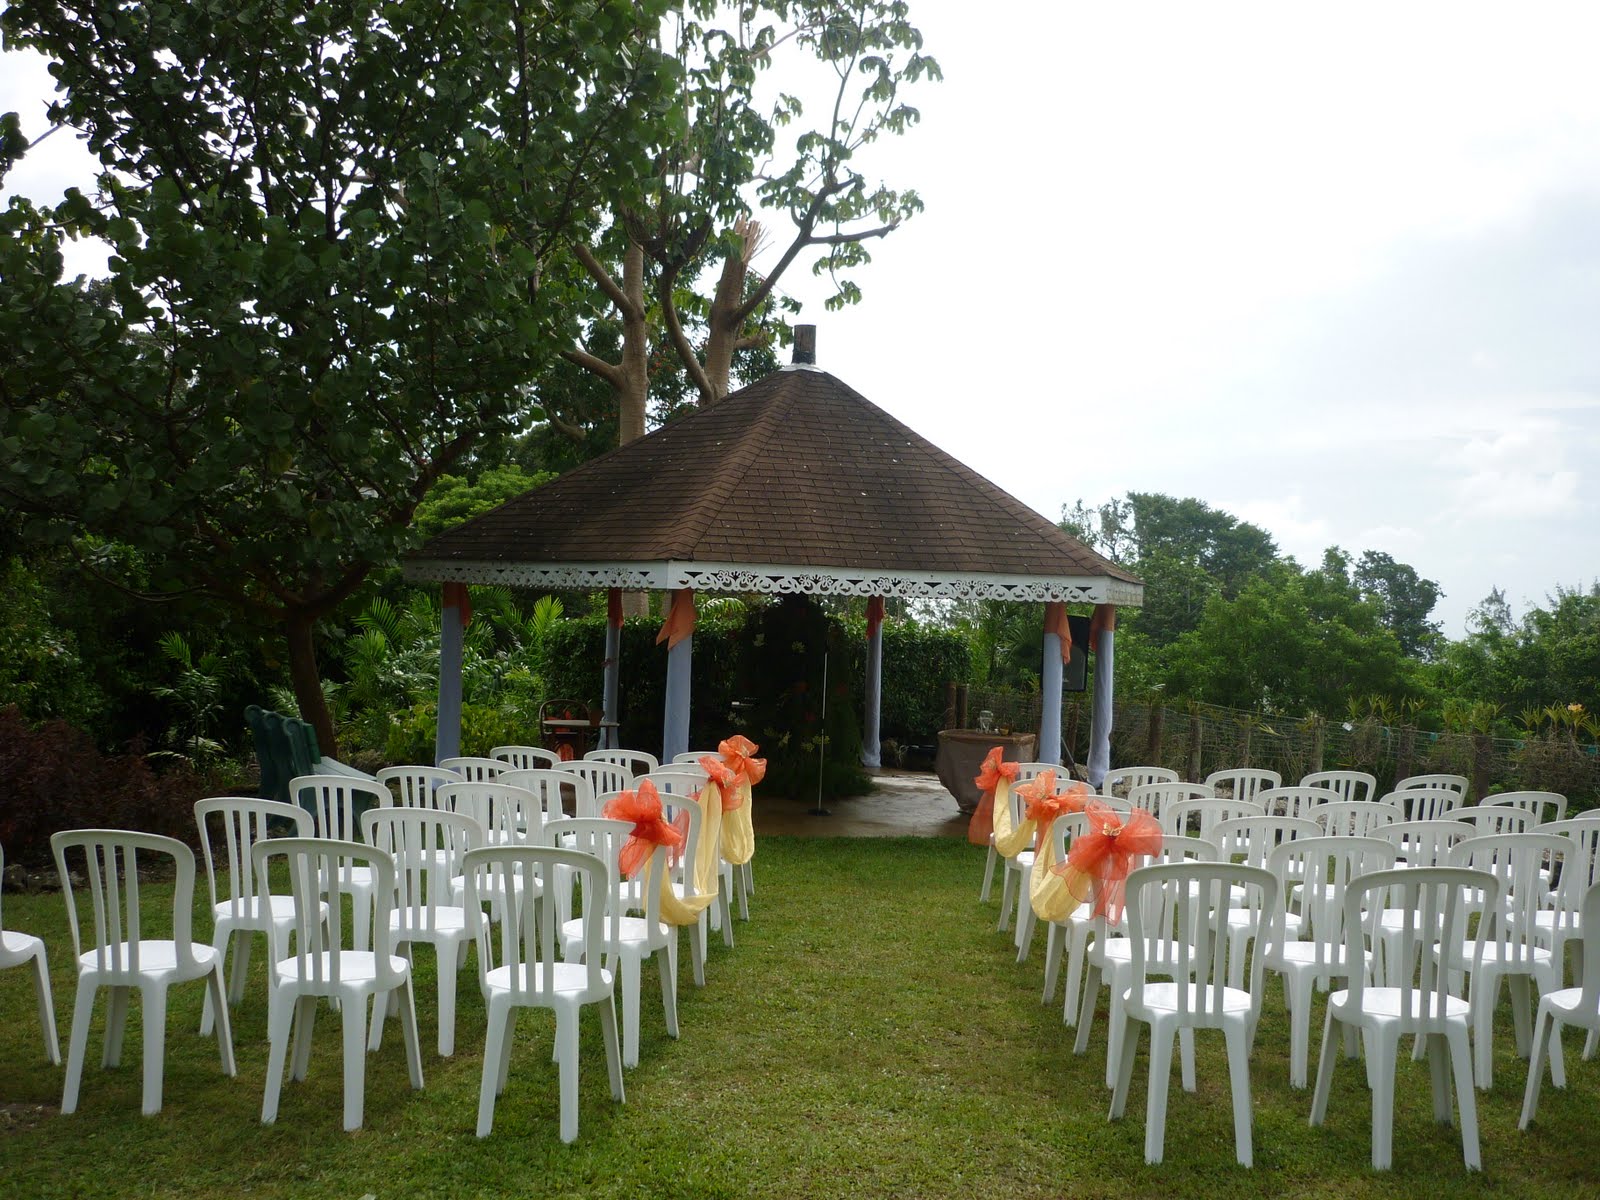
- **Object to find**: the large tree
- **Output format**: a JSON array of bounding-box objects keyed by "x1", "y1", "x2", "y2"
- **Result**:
[{"x1": 0, "y1": 0, "x2": 673, "y2": 752}]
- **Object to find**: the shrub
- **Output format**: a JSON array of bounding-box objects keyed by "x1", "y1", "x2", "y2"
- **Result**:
[{"x1": 0, "y1": 706, "x2": 214, "y2": 867}]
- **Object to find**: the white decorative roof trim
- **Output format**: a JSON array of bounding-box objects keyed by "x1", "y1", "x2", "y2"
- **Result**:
[{"x1": 404, "y1": 559, "x2": 1143, "y2": 607}]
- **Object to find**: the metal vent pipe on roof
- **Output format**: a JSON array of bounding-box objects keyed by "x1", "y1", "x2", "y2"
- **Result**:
[{"x1": 792, "y1": 324, "x2": 817, "y2": 365}]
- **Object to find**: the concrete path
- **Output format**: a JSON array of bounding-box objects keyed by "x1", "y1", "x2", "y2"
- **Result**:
[{"x1": 754, "y1": 769, "x2": 969, "y2": 839}]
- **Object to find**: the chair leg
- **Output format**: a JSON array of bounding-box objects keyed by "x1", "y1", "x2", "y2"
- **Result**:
[
  {"x1": 1447, "y1": 1025, "x2": 1482, "y2": 1171},
  {"x1": 1224, "y1": 1022, "x2": 1254, "y2": 1167},
  {"x1": 1284, "y1": 969, "x2": 1314, "y2": 1089},
  {"x1": 620, "y1": 953, "x2": 641, "y2": 1069},
  {"x1": 291, "y1": 994, "x2": 319, "y2": 1081},
  {"x1": 1369, "y1": 1028, "x2": 1398, "y2": 1171},
  {"x1": 690, "y1": 915, "x2": 707, "y2": 988},
  {"x1": 1508, "y1": 974, "x2": 1534, "y2": 1058},
  {"x1": 477, "y1": 997, "x2": 508, "y2": 1137},
  {"x1": 229, "y1": 933, "x2": 253, "y2": 1006},
  {"x1": 1108, "y1": 1013, "x2": 1140, "y2": 1119},
  {"x1": 351, "y1": 887, "x2": 372, "y2": 954},
  {"x1": 200, "y1": 929, "x2": 231, "y2": 1037},
  {"x1": 555, "y1": 1007, "x2": 579, "y2": 1143},
  {"x1": 61, "y1": 976, "x2": 97, "y2": 1115},
  {"x1": 1519, "y1": 1004, "x2": 1555, "y2": 1129},
  {"x1": 599, "y1": 995, "x2": 625, "y2": 1102},
  {"x1": 340, "y1": 991, "x2": 369, "y2": 1131},
  {"x1": 1073, "y1": 964, "x2": 1100, "y2": 1055},
  {"x1": 1144, "y1": 1023, "x2": 1176, "y2": 1165},
  {"x1": 1015, "y1": 903, "x2": 1036, "y2": 964},
  {"x1": 1427, "y1": 1032, "x2": 1452, "y2": 1124},
  {"x1": 658, "y1": 946, "x2": 679, "y2": 1039},
  {"x1": 735, "y1": 864, "x2": 750, "y2": 921},
  {"x1": 30, "y1": 948, "x2": 60, "y2": 1066},
  {"x1": 743, "y1": 860, "x2": 754, "y2": 899},
  {"x1": 208, "y1": 967, "x2": 237, "y2": 1077},
  {"x1": 1062, "y1": 925, "x2": 1090, "y2": 1028},
  {"x1": 1178, "y1": 1027, "x2": 1196, "y2": 1094},
  {"x1": 719, "y1": 882, "x2": 735, "y2": 949},
  {"x1": 261, "y1": 988, "x2": 294, "y2": 1125},
  {"x1": 397, "y1": 981, "x2": 424, "y2": 1091},
  {"x1": 103, "y1": 985, "x2": 130, "y2": 1069},
  {"x1": 1041, "y1": 924, "x2": 1063, "y2": 1003},
  {"x1": 436, "y1": 947, "x2": 459, "y2": 1057},
  {"x1": 1308, "y1": 1009, "x2": 1339, "y2": 1126},
  {"x1": 979, "y1": 845, "x2": 998, "y2": 902}
]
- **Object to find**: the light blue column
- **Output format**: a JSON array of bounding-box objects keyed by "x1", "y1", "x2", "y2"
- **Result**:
[
  {"x1": 435, "y1": 594, "x2": 465, "y2": 766},
  {"x1": 1087, "y1": 629, "x2": 1115, "y2": 788},
  {"x1": 1039, "y1": 630, "x2": 1063, "y2": 766},
  {"x1": 663, "y1": 632, "x2": 692, "y2": 762},
  {"x1": 861, "y1": 619, "x2": 883, "y2": 768}
]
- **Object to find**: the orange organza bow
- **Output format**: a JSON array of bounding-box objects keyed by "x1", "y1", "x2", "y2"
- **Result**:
[
  {"x1": 602, "y1": 779, "x2": 687, "y2": 879},
  {"x1": 709, "y1": 735, "x2": 765, "y2": 811},
  {"x1": 699, "y1": 755, "x2": 742, "y2": 811},
  {"x1": 968, "y1": 746, "x2": 1021, "y2": 846},
  {"x1": 1017, "y1": 771, "x2": 1090, "y2": 853},
  {"x1": 1053, "y1": 799, "x2": 1162, "y2": 922}
]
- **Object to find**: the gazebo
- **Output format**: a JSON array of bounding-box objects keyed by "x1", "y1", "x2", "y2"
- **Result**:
[{"x1": 404, "y1": 330, "x2": 1143, "y2": 785}]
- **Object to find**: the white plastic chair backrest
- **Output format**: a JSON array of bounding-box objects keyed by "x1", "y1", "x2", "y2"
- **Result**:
[
  {"x1": 1047, "y1": 812, "x2": 1090, "y2": 873},
  {"x1": 1164, "y1": 798, "x2": 1265, "y2": 846},
  {"x1": 658, "y1": 790, "x2": 703, "y2": 889},
  {"x1": 52, "y1": 830, "x2": 199, "y2": 979},
  {"x1": 555, "y1": 761, "x2": 631, "y2": 804},
  {"x1": 1314, "y1": 800, "x2": 1397, "y2": 839},
  {"x1": 1396, "y1": 773, "x2": 1469, "y2": 797},
  {"x1": 439, "y1": 756, "x2": 506, "y2": 782},
  {"x1": 1379, "y1": 787, "x2": 1465, "y2": 823},
  {"x1": 1378, "y1": 820, "x2": 1474, "y2": 868},
  {"x1": 463, "y1": 845, "x2": 612, "y2": 1005},
  {"x1": 1214, "y1": 816, "x2": 1321, "y2": 871},
  {"x1": 1128, "y1": 781, "x2": 1214, "y2": 823},
  {"x1": 1101, "y1": 765, "x2": 1179, "y2": 797},
  {"x1": 1453, "y1": 805, "x2": 1535, "y2": 835},
  {"x1": 1569, "y1": 881, "x2": 1600, "y2": 1011},
  {"x1": 1299, "y1": 770, "x2": 1377, "y2": 804},
  {"x1": 287, "y1": 774, "x2": 388, "y2": 842},
  {"x1": 1543, "y1": 819, "x2": 1600, "y2": 933},
  {"x1": 491, "y1": 745, "x2": 561, "y2": 771},
  {"x1": 585, "y1": 748, "x2": 659, "y2": 775},
  {"x1": 1448, "y1": 833, "x2": 1568, "y2": 968},
  {"x1": 1204, "y1": 768, "x2": 1283, "y2": 804},
  {"x1": 363, "y1": 807, "x2": 483, "y2": 935},
  {"x1": 1347, "y1": 867, "x2": 1495, "y2": 1026},
  {"x1": 376, "y1": 765, "x2": 461, "y2": 809},
  {"x1": 1125, "y1": 862, "x2": 1278, "y2": 1023},
  {"x1": 496, "y1": 768, "x2": 585, "y2": 821},
  {"x1": 646, "y1": 767, "x2": 708, "y2": 800},
  {"x1": 673, "y1": 751, "x2": 719, "y2": 765},
  {"x1": 1257, "y1": 786, "x2": 1338, "y2": 821},
  {"x1": 543, "y1": 817, "x2": 662, "y2": 948},
  {"x1": 195, "y1": 796, "x2": 312, "y2": 922},
  {"x1": 253, "y1": 837, "x2": 402, "y2": 991},
  {"x1": 1267, "y1": 835, "x2": 1396, "y2": 968},
  {"x1": 1482, "y1": 790, "x2": 1567, "y2": 824},
  {"x1": 435, "y1": 781, "x2": 542, "y2": 844},
  {"x1": 1014, "y1": 762, "x2": 1059, "y2": 782}
]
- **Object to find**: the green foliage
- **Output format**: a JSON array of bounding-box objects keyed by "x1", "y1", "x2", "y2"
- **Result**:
[
  {"x1": 411, "y1": 467, "x2": 555, "y2": 542},
  {"x1": 878, "y1": 620, "x2": 971, "y2": 743},
  {"x1": 382, "y1": 701, "x2": 530, "y2": 766},
  {"x1": 0, "y1": 556, "x2": 98, "y2": 727}
]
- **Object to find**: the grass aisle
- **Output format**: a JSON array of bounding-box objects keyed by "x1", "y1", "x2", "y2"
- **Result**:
[{"x1": 0, "y1": 836, "x2": 1594, "y2": 1197}]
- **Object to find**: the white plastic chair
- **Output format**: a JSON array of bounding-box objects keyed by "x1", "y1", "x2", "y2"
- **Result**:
[
  {"x1": 1040, "y1": 813, "x2": 1093, "y2": 1017},
  {"x1": 672, "y1": 751, "x2": 720, "y2": 764},
  {"x1": 1309, "y1": 866, "x2": 1495, "y2": 1171},
  {"x1": 0, "y1": 842, "x2": 60, "y2": 1065},
  {"x1": 463, "y1": 844, "x2": 625, "y2": 1140},
  {"x1": 436, "y1": 781, "x2": 543, "y2": 847},
  {"x1": 1108, "y1": 861, "x2": 1278, "y2": 1166},
  {"x1": 1538, "y1": 819, "x2": 1600, "y2": 988},
  {"x1": 1483, "y1": 790, "x2": 1568, "y2": 825},
  {"x1": 647, "y1": 767, "x2": 734, "y2": 947},
  {"x1": 1520, "y1": 879, "x2": 1600, "y2": 1129},
  {"x1": 363, "y1": 807, "x2": 485, "y2": 1056},
  {"x1": 497, "y1": 768, "x2": 589, "y2": 823},
  {"x1": 1445, "y1": 832, "x2": 1569, "y2": 1088},
  {"x1": 440, "y1": 756, "x2": 508, "y2": 782},
  {"x1": 1396, "y1": 773, "x2": 1470, "y2": 798},
  {"x1": 1453, "y1": 804, "x2": 1536, "y2": 835},
  {"x1": 287, "y1": 773, "x2": 390, "y2": 952},
  {"x1": 1264, "y1": 835, "x2": 1397, "y2": 1088},
  {"x1": 557, "y1": 760, "x2": 633, "y2": 803},
  {"x1": 376, "y1": 765, "x2": 461, "y2": 808},
  {"x1": 1258, "y1": 785, "x2": 1339, "y2": 821},
  {"x1": 550, "y1": 818, "x2": 678, "y2": 1069},
  {"x1": 491, "y1": 745, "x2": 561, "y2": 771},
  {"x1": 586, "y1": 748, "x2": 659, "y2": 776},
  {"x1": 194, "y1": 796, "x2": 318, "y2": 1037},
  {"x1": 1163, "y1": 797, "x2": 1264, "y2": 847},
  {"x1": 256, "y1": 837, "x2": 423, "y2": 1131},
  {"x1": 1299, "y1": 769, "x2": 1377, "y2": 805},
  {"x1": 1101, "y1": 765, "x2": 1178, "y2": 797},
  {"x1": 53, "y1": 829, "x2": 236, "y2": 1115},
  {"x1": 1378, "y1": 819, "x2": 1474, "y2": 869},
  {"x1": 1204, "y1": 767, "x2": 1282, "y2": 804},
  {"x1": 1128, "y1": 781, "x2": 1215, "y2": 826},
  {"x1": 1379, "y1": 786, "x2": 1466, "y2": 823}
]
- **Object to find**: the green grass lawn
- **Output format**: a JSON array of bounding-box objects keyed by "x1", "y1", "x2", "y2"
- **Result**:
[{"x1": 0, "y1": 836, "x2": 1594, "y2": 1198}]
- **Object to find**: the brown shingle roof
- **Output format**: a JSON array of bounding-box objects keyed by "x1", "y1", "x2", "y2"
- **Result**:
[{"x1": 406, "y1": 368, "x2": 1141, "y2": 598}]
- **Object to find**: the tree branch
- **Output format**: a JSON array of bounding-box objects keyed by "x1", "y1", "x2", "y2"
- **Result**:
[{"x1": 559, "y1": 345, "x2": 625, "y2": 390}]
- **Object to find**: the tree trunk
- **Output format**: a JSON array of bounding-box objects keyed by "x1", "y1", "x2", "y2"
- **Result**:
[
  {"x1": 617, "y1": 242, "x2": 650, "y2": 443},
  {"x1": 699, "y1": 219, "x2": 761, "y2": 405},
  {"x1": 284, "y1": 608, "x2": 338, "y2": 759},
  {"x1": 1186, "y1": 711, "x2": 1203, "y2": 782}
]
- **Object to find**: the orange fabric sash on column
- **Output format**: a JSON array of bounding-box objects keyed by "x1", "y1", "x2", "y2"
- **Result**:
[
  {"x1": 1043, "y1": 601, "x2": 1073, "y2": 665},
  {"x1": 1053, "y1": 798, "x2": 1161, "y2": 923},
  {"x1": 655, "y1": 588, "x2": 696, "y2": 650},
  {"x1": 1089, "y1": 603, "x2": 1117, "y2": 653},
  {"x1": 443, "y1": 581, "x2": 472, "y2": 628},
  {"x1": 866, "y1": 595, "x2": 886, "y2": 638},
  {"x1": 968, "y1": 745, "x2": 1019, "y2": 847}
]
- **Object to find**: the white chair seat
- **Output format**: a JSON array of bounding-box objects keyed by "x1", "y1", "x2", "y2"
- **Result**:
[
  {"x1": 1126, "y1": 980, "x2": 1255, "y2": 1019},
  {"x1": 272, "y1": 950, "x2": 410, "y2": 991},
  {"x1": 2, "y1": 929, "x2": 46, "y2": 957},
  {"x1": 1328, "y1": 985, "x2": 1470, "y2": 1023},
  {"x1": 79, "y1": 940, "x2": 219, "y2": 980},
  {"x1": 485, "y1": 962, "x2": 614, "y2": 1002}
]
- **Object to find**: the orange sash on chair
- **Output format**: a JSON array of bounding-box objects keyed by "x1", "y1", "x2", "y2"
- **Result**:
[
  {"x1": 1052, "y1": 799, "x2": 1162, "y2": 923},
  {"x1": 968, "y1": 746, "x2": 1018, "y2": 847},
  {"x1": 1022, "y1": 774, "x2": 1091, "y2": 923},
  {"x1": 711, "y1": 735, "x2": 764, "y2": 866},
  {"x1": 602, "y1": 780, "x2": 713, "y2": 927}
]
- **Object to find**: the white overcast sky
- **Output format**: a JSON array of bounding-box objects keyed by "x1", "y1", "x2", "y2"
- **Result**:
[{"x1": 5, "y1": 2, "x2": 1598, "y2": 637}]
